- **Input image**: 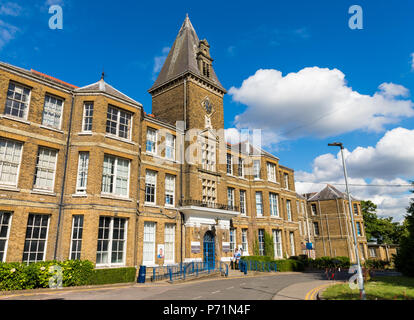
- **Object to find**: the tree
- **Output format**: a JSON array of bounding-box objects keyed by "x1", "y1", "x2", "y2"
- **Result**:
[
  {"x1": 394, "y1": 182, "x2": 414, "y2": 277},
  {"x1": 361, "y1": 200, "x2": 406, "y2": 245}
]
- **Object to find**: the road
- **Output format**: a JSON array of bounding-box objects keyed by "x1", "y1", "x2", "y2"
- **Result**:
[{"x1": 0, "y1": 271, "x2": 349, "y2": 300}]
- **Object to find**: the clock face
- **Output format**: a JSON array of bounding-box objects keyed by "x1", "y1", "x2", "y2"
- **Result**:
[{"x1": 203, "y1": 98, "x2": 213, "y2": 114}]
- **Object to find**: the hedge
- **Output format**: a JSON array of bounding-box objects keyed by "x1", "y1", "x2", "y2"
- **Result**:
[
  {"x1": 0, "y1": 260, "x2": 137, "y2": 291},
  {"x1": 363, "y1": 259, "x2": 391, "y2": 270},
  {"x1": 89, "y1": 267, "x2": 137, "y2": 285},
  {"x1": 240, "y1": 256, "x2": 305, "y2": 272},
  {"x1": 305, "y1": 256, "x2": 351, "y2": 269}
]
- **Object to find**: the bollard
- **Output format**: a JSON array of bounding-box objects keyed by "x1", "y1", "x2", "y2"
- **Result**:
[{"x1": 169, "y1": 268, "x2": 172, "y2": 282}]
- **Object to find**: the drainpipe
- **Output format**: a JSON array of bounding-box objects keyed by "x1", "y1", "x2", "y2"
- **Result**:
[{"x1": 54, "y1": 92, "x2": 75, "y2": 260}]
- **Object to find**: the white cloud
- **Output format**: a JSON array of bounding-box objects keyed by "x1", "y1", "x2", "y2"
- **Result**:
[
  {"x1": 411, "y1": 53, "x2": 414, "y2": 71},
  {"x1": 45, "y1": 0, "x2": 65, "y2": 6},
  {"x1": 229, "y1": 68, "x2": 414, "y2": 145},
  {"x1": 0, "y1": 2, "x2": 22, "y2": 16},
  {"x1": 0, "y1": 20, "x2": 19, "y2": 50},
  {"x1": 152, "y1": 47, "x2": 170, "y2": 81},
  {"x1": 295, "y1": 127, "x2": 414, "y2": 222}
]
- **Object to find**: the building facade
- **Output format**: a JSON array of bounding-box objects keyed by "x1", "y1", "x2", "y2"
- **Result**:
[
  {"x1": 304, "y1": 184, "x2": 368, "y2": 263},
  {"x1": 0, "y1": 16, "x2": 365, "y2": 271}
]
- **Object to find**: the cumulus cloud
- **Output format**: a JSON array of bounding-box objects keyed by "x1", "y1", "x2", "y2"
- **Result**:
[
  {"x1": 295, "y1": 127, "x2": 414, "y2": 222},
  {"x1": 229, "y1": 68, "x2": 414, "y2": 145},
  {"x1": 152, "y1": 46, "x2": 170, "y2": 81}
]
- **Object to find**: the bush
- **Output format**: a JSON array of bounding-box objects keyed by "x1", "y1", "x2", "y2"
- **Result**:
[
  {"x1": 306, "y1": 256, "x2": 351, "y2": 269},
  {"x1": 364, "y1": 259, "x2": 390, "y2": 270},
  {"x1": 240, "y1": 255, "x2": 305, "y2": 272},
  {"x1": 89, "y1": 267, "x2": 137, "y2": 285}
]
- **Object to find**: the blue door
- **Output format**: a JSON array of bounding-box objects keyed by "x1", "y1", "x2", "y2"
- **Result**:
[{"x1": 203, "y1": 231, "x2": 215, "y2": 270}]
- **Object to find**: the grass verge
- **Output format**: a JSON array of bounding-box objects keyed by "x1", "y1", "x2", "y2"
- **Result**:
[{"x1": 322, "y1": 276, "x2": 414, "y2": 300}]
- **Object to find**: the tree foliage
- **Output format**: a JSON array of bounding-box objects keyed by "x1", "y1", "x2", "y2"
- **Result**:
[
  {"x1": 394, "y1": 182, "x2": 414, "y2": 277},
  {"x1": 361, "y1": 200, "x2": 407, "y2": 245}
]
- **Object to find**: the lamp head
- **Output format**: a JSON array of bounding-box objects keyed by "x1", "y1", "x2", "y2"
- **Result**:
[{"x1": 328, "y1": 142, "x2": 344, "y2": 149}]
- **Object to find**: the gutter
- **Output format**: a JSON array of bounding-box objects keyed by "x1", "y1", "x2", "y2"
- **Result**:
[{"x1": 54, "y1": 92, "x2": 75, "y2": 260}]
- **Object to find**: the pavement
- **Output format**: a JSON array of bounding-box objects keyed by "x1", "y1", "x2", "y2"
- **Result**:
[{"x1": 0, "y1": 270, "x2": 344, "y2": 300}]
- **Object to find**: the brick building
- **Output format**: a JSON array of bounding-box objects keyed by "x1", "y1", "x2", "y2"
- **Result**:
[
  {"x1": 304, "y1": 184, "x2": 367, "y2": 263},
  {"x1": 0, "y1": 15, "x2": 363, "y2": 270}
]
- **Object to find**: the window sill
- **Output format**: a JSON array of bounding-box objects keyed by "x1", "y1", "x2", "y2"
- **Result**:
[
  {"x1": 142, "y1": 263, "x2": 159, "y2": 267},
  {"x1": 163, "y1": 262, "x2": 177, "y2": 266},
  {"x1": 72, "y1": 193, "x2": 88, "y2": 198},
  {"x1": 0, "y1": 185, "x2": 20, "y2": 192},
  {"x1": 144, "y1": 203, "x2": 160, "y2": 208},
  {"x1": 256, "y1": 216, "x2": 265, "y2": 218},
  {"x1": 95, "y1": 264, "x2": 126, "y2": 269},
  {"x1": 100, "y1": 194, "x2": 132, "y2": 202},
  {"x1": 78, "y1": 132, "x2": 93, "y2": 136},
  {"x1": 105, "y1": 134, "x2": 136, "y2": 145},
  {"x1": 39, "y1": 125, "x2": 64, "y2": 134},
  {"x1": 31, "y1": 189, "x2": 56, "y2": 196},
  {"x1": 1, "y1": 114, "x2": 31, "y2": 125},
  {"x1": 144, "y1": 152, "x2": 178, "y2": 163},
  {"x1": 270, "y1": 216, "x2": 282, "y2": 220}
]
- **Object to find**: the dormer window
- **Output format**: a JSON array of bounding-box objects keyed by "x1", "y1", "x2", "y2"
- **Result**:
[{"x1": 202, "y1": 62, "x2": 210, "y2": 78}]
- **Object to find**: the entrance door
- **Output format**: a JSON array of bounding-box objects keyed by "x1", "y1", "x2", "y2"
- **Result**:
[{"x1": 203, "y1": 231, "x2": 215, "y2": 270}]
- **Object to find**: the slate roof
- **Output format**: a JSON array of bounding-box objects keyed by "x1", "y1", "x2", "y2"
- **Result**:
[
  {"x1": 149, "y1": 15, "x2": 225, "y2": 92},
  {"x1": 307, "y1": 184, "x2": 359, "y2": 201},
  {"x1": 75, "y1": 78, "x2": 142, "y2": 107}
]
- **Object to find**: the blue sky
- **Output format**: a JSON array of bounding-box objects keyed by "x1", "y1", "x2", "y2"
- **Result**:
[{"x1": 1, "y1": 0, "x2": 413, "y2": 221}]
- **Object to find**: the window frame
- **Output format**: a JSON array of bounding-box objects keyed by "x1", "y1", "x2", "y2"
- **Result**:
[
  {"x1": 82, "y1": 101, "x2": 94, "y2": 132},
  {"x1": 241, "y1": 229, "x2": 248, "y2": 255},
  {"x1": 76, "y1": 152, "x2": 89, "y2": 194},
  {"x1": 143, "y1": 221, "x2": 156, "y2": 265},
  {"x1": 96, "y1": 216, "x2": 128, "y2": 267},
  {"x1": 146, "y1": 127, "x2": 158, "y2": 155},
  {"x1": 253, "y1": 160, "x2": 261, "y2": 180},
  {"x1": 101, "y1": 155, "x2": 131, "y2": 198},
  {"x1": 273, "y1": 229, "x2": 283, "y2": 259},
  {"x1": 286, "y1": 200, "x2": 292, "y2": 221},
  {"x1": 239, "y1": 190, "x2": 247, "y2": 216},
  {"x1": 238, "y1": 158, "x2": 244, "y2": 178},
  {"x1": 0, "y1": 138, "x2": 23, "y2": 188},
  {"x1": 69, "y1": 215, "x2": 84, "y2": 260},
  {"x1": 227, "y1": 187, "x2": 235, "y2": 209},
  {"x1": 269, "y1": 193, "x2": 279, "y2": 217},
  {"x1": 4, "y1": 81, "x2": 31, "y2": 120},
  {"x1": 0, "y1": 211, "x2": 12, "y2": 262},
  {"x1": 258, "y1": 229, "x2": 265, "y2": 256},
  {"x1": 164, "y1": 223, "x2": 175, "y2": 264},
  {"x1": 22, "y1": 214, "x2": 50, "y2": 264},
  {"x1": 255, "y1": 191, "x2": 263, "y2": 217},
  {"x1": 226, "y1": 153, "x2": 233, "y2": 175},
  {"x1": 313, "y1": 222, "x2": 320, "y2": 236},
  {"x1": 267, "y1": 162, "x2": 276, "y2": 182},
  {"x1": 165, "y1": 133, "x2": 176, "y2": 160},
  {"x1": 106, "y1": 105, "x2": 132, "y2": 141},
  {"x1": 41, "y1": 94, "x2": 64, "y2": 130},
  {"x1": 33, "y1": 147, "x2": 58, "y2": 193},
  {"x1": 145, "y1": 170, "x2": 157, "y2": 205},
  {"x1": 164, "y1": 174, "x2": 175, "y2": 207}
]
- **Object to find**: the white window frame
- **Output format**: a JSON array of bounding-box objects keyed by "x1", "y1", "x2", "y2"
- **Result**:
[
  {"x1": 76, "y1": 152, "x2": 89, "y2": 194},
  {"x1": 226, "y1": 154, "x2": 233, "y2": 175},
  {"x1": 0, "y1": 211, "x2": 12, "y2": 262},
  {"x1": 23, "y1": 214, "x2": 50, "y2": 264},
  {"x1": 353, "y1": 204, "x2": 359, "y2": 215},
  {"x1": 202, "y1": 178, "x2": 216, "y2": 204},
  {"x1": 284, "y1": 173, "x2": 289, "y2": 189},
  {"x1": 143, "y1": 221, "x2": 156, "y2": 265},
  {"x1": 164, "y1": 223, "x2": 175, "y2": 264},
  {"x1": 5, "y1": 82, "x2": 31, "y2": 120},
  {"x1": 96, "y1": 216, "x2": 128, "y2": 267},
  {"x1": 42, "y1": 94, "x2": 64, "y2": 130},
  {"x1": 230, "y1": 228, "x2": 236, "y2": 253},
  {"x1": 240, "y1": 190, "x2": 246, "y2": 216},
  {"x1": 0, "y1": 138, "x2": 23, "y2": 188},
  {"x1": 369, "y1": 247, "x2": 376, "y2": 258},
  {"x1": 33, "y1": 147, "x2": 58, "y2": 192},
  {"x1": 289, "y1": 232, "x2": 295, "y2": 256},
  {"x1": 286, "y1": 200, "x2": 292, "y2": 221},
  {"x1": 106, "y1": 105, "x2": 132, "y2": 140},
  {"x1": 101, "y1": 155, "x2": 130, "y2": 198},
  {"x1": 273, "y1": 229, "x2": 283, "y2": 259},
  {"x1": 241, "y1": 229, "x2": 248, "y2": 255},
  {"x1": 165, "y1": 174, "x2": 175, "y2": 207},
  {"x1": 227, "y1": 187, "x2": 235, "y2": 208},
  {"x1": 311, "y1": 203, "x2": 317, "y2": 215},
  {"x1": 356, "y1": 222, "x2": 362, "y2": 236},
  {"x1": 267, "y1": 162, "x2": 276, "y2": 182},
  {"x1": 313, "y1": 222, "x2": 320, "y2": 236},
  {"x1": 145, "y1": 170, "x2": 157, "y2": 205},
  {"x1": 238, "y1": 158, "x2": 244, "y2": 178},
  {"x1": 82, "y1": 102, "x2": 94, "y2": 132},
  {"x1": 258, "y1": 229, "x2": 265, "y2": 256},
  {"x1": 165, "y1": 133, "x2": 175, "y2": 160},
  {"x1": 69, "y1": 215, "x2": 84, "y2": 260},
  {"x1": 256, "y1": 191, "x2": 263, "y2": 217},
  {"x1": 253, "y1": 160, "x2": 261, "y2": 180},
  {"x1": 269, "y1": 193, "x2": 279, "y2": 217},
  {"x1": 146, "y1": 127, "x2": 157, "y2": 155}
]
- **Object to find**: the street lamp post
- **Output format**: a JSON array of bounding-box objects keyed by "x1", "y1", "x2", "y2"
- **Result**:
[{"x1": 328, "y1": 142, "x2": 366, "y2": 300}]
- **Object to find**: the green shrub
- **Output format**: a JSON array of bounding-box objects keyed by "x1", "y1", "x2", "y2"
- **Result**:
[
  {"x1": 306, "y1": 256, "x2": 351, "y2": 269},
  {"x1": 364, "y1": 259, "x2": 390, "y2": 270},
  {"x1": 0, "y1": 260, "x2": 95, "y2": 291},
  {"x1": 240, "y1": 255, "x2": 305, "y2": 272},
  {"x1": 88, "y1": 267, "x2": 137, "y2": 285}
]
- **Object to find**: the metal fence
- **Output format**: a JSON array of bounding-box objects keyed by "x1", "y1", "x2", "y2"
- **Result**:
[
  {"x1": 150, "y1": 261, "x2": 229, "y2": 282},
  {"x1": 238, "y1": 260, "x2": 278, "y2": 274}
]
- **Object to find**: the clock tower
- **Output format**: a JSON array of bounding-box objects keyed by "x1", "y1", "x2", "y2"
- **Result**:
[{"x1": 148, "y1": 14, "x2": 226, "y2": 132}]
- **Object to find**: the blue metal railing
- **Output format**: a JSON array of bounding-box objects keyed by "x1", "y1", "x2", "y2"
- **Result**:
[
  {"x1": 238, "y1": 260, "x2": 278, "y2": 274},
  {"x1": 149, "y1": 261, "x2": 229, "y2": 282}
]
